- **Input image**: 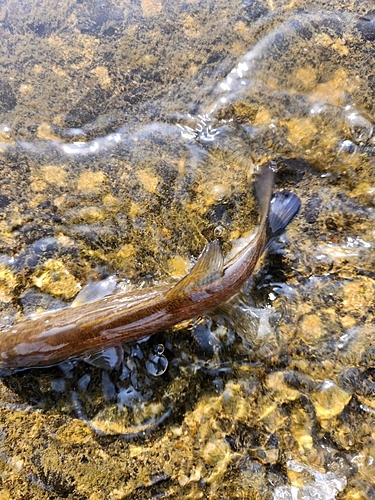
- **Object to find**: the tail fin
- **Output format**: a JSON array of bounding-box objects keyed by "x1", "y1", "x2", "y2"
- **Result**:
[{"x1": 267, "y1": 190, "x2": 301, "y2": 239}]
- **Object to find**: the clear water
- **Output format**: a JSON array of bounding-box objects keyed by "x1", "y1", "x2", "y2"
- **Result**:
[{"x1": 0, "y1": 0, "x2": 375, "y2": 498}]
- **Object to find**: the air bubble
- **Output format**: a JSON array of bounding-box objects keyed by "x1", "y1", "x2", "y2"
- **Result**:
[
  {"x1": 211, "y1": 184, "x2": 229, "y2": 202},
  {"x1": 0, "y1": 124, "x2": 13, "y2": 140},
  {"x1": 337, "y1": 139, "x2": 357, "y2": 163},
  {"x1": 346, "y1": 112, "x2": 373, "y2": 143},
  {"x1": 214, "y1": 226, "x2": 224, "y2": 238},
  {"x1": 146, "y1": 353, "x2": 168, "y2": 376},
  {"x1": 154, "y1": 344, "x2": 165, "y2": 355}
]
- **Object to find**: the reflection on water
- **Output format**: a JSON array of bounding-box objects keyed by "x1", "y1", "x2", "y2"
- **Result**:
[{"x1": 0, "y1": 0, "x2": 375, "y2": 498}]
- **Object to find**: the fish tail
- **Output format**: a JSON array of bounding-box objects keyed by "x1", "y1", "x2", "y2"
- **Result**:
[
  {"x1": 254, "y1": 161, "x2": 277, "y2": 225},
  {"x1": 266, "y1": 190, "x2": 301, "y2": 239}
]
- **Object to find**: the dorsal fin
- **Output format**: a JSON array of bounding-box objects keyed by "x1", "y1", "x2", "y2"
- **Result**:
[{"x1": 166, "y1": 240, "x2": 224, "y2": 299}]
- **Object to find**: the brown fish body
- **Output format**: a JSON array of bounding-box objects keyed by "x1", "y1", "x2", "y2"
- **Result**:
[{"x1": 0, "y1": 164, "x2": 300, "y2": 372}]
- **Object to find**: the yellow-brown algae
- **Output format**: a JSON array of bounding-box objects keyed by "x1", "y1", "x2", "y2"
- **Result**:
[
  {"x1": 31, "y1": 260, "x2": 81, "y2": 300},
  {"x1": 136, "y1": 168, "x2": 160, "y2": 193},
  {"x1": 312, "y1": 380, "x2": 352, "y2": 420},
  {"x1": 168, "y1": 255, "x2": 191, "y2": 278},
  {"x1": 141, "y1": 0, "x2": 163, "y2": 17},
  {"x1": 298, "y1": 313, "x2": 327, "y2": 344},
  {"x1": 342, "y1": 278, "x2": 375, "y2": 317},
  {"x1": 2, "y1": 2, "x2": 375, "y2": 497},
  {"x1": 76, "y1": 171, "x2": 107, "y2": 195}
]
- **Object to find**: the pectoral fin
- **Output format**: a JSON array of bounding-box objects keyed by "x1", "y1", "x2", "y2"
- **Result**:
[
  {"x1": 83, "y1": 346, "x2": 124, "y2": 371},
  {"x1": 166, "y1": 240, "x2": 224, "y2": 298},
  {"x1": 72, "y1": 275, "x2": 117, "y2": 307}
]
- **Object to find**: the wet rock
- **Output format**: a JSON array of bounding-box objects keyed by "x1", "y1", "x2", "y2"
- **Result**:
[
  {"x1": 31, "y1": 259, "x2": 81, "y2": 300},
  {"x1": 312, "y1": 380, "x2": 352, "y2": 420},
  {"x1": 353, "y1": 446, "x2": 375, "y2": 484},
  {"x1": 298, "y1": 313, "x2": 327, "y2": 344},
  {"x1": 356, "y1": 16, "x2": 375, "y2": 41},
  {"x1": 338, "y1": 367, "x2": 361, "y2": 392},
  {"x1": 0, "y1": 81, "x2": 17, "y2": 113},
  {"x1": 64, "y1": 88, "x2": 110, "y2": 128},
  {"x1": 266, "y1": 372, "x2": 300, "y2": 403},
  {"x1": 303, "y1": 193, "x2": 322, "y2": 224},
  {"x1": 0, "y1": 195, "x2": 10, "y2": 208},
  {"x1": 1, "y1": 0, "x2": 375, "y2": 497},
  {"x1": 290, "y1": 407, "x2": 314, "y2": 452},
  {"x1": 285, "y1": 460, "x2": 346, "y2": 499},
  {"x1": 342, "y1": 278, "x2": 375, "y2": 317}
]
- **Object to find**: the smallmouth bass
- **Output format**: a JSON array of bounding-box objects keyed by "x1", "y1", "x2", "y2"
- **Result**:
[{"x1": 0, "y1": 162, "x2": 300, "y2": 373}]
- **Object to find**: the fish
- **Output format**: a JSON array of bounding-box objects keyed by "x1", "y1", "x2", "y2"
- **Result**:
[{"x1": 0, "y1": 161, "x2": 300, "y2": 373}]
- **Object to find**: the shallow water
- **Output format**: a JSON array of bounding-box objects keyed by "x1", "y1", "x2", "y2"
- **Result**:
[{"x1": 0, "y1": 0, "x2": 375, "y2": 498}]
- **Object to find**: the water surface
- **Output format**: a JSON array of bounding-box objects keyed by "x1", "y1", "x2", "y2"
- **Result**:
[{"x1": 0, "y1": 0, "x2": 375, "y2": 498}]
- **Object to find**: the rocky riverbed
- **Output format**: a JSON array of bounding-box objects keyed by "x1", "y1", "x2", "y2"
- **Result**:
[{"x1": 0, "y1": 0, "x2": 375, "y2": 498}]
